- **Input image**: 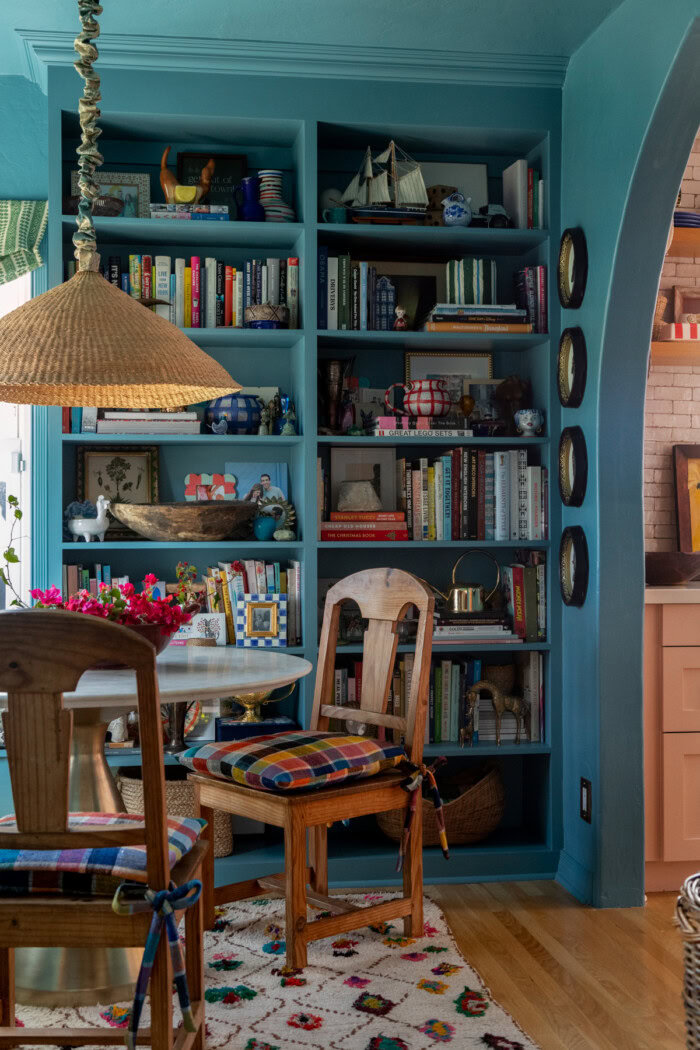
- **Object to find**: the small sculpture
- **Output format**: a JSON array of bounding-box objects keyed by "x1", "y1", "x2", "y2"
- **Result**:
[
  {"x1": 258, "y1": 405, "x2": 271, "y2": 436},
  {"x1": 393, "y1": 305, "x2": 408, "y2": 330},
  {"x1": 465, "y1": 679, "x2": 528, "y2": 745},
  {"x1": 514, "y1": 408, "x2": 545, "y2": 436},
  {"x1": 67, "y1": 494, "x2": 111, "y2": 543},
  {"x1": 160, "y1": 146, "x2": 215, "y2": 205},
  {"x1": 493, "y1": 375, "x2": 533, "y2": 436},
  {"x1": 280, "y1": 401, "x2": 297, "y2": 436},
  {"x1": 441, "y1": 191, "x2": 472, "y2": 227},
  {"x1": 210, "y1": 417, "x2": 229, "y2": 435}
]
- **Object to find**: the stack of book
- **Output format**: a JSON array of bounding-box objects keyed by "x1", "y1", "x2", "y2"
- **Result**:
[
  {"x1": 393, "y1": 449, "x2": 547, "y2": 542},
  {"x1": 318, "y1": 248, "x2": 397, "y2": 330},
  {"x1": 207, "y1": 559, "x2": 302, "y2": 646},
  {"x1": 421, "y1": 303, "x2": 531, "y2": 334},
  {"x1": 370, "y1": 416, "x2": 473, "y2": 438},
  {"x1": 96, "y1": 411, "x2": 200, "y2": 435},
  {"x1": 66, "y1": 253, "x2": 300, "y2": 329},
  {"x1": 514, "y1": 265, "x2": 547, "y2": 333},
  {"x1": 502, "y1": 551, "x2": 547, "y2": 642},
  {"x1": 433, "y1": 613, "x2": 520, "y2": 646},
  {"x1": 149, "y1": 204, "x2": 230, "y2": 221},
  {"x1": 502, "y1": 159, "x2": 545, "y2": 230},
  {"x1": 320, "y1": 512, "x2": 408, "y2": 542}
]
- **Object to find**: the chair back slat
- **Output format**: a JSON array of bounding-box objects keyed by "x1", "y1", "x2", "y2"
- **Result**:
[
  {"x1": 310, "y1": 568, "x2": 434, "y2": 762},
  {"x1": 0, "y1": 610, "x2": 171, "y2": 888}
]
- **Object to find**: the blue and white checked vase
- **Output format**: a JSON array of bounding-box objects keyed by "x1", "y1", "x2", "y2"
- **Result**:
[{"x1": 206, "y1": 394, "x2": 262, "y2": 435}]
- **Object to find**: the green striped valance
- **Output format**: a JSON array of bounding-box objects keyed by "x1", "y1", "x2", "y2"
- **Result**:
[{"x1": 0, "y1": 201, "x2": 48, "y2": 286}]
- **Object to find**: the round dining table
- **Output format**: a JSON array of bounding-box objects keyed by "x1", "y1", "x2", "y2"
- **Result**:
[{"x1": 2, "y1": 645, "x2": 313, "y2": 1007}]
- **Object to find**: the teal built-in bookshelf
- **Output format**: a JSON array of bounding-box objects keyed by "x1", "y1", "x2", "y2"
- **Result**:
[{"x1": 25, "y1": 68, "x2": 562, "y2": 890}]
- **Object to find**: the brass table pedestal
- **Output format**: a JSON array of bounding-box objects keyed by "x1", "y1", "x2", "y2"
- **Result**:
[{"x1": 15, "y1": 709, "x2": 141, "y2": 1007}]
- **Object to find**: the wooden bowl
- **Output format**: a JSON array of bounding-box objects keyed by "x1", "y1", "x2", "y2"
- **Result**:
[
  {"x1": 110, "y1": 501, "x2": 256, "y2": 542},
  {"x1": 645, "y1": 551, "x2": 700, "y2": 586}
]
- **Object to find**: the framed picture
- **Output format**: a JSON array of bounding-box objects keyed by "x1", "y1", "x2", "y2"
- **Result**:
[
  {"x1": 405, "y1": 351, "x2": 493, "y2": 386},
  {"x1": 235, "y1": 594, "x2": 288, "y2": 648},
  {"x1": 184, "y1": 473, "x2": 237, "y2": 501},
  {"x1": 330, "y1": 446, "x2": 396, "y2": 511},
  {"x1": 673, "y1": 286, "x2": 700, "y2": 322},
  {"x1": 674, "y1": 444, "x2": 700, "y2": 551},
  {"x1": 176, "y1": 152, "x2": 247, "y2": 219},
  {"x1": 223, "y1": 462, "x2": 289, "y2": 505},
  {"x1": 172, "y1": 612, "x2": 227, "y2": 647},
  {"x1": 466, "y1": 379, "x2": 504, "y2": 420},
  {"x1": 419, "y1": 161, "x2": 489, "y2": 212},
  {"x1": 71, "y1": 171, "x2": 150, "y2": 218},
  {"x1": 76, "y1": 445, "x2": 159, "y2": 540}
]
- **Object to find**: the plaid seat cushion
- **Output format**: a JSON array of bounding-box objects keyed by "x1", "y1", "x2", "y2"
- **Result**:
[
  {"x1": 0, "y1": 812, "x2": 205, "y2": 896},
  {"x1": 179, "y1": 731, "x2": 406, "y2": 792}
]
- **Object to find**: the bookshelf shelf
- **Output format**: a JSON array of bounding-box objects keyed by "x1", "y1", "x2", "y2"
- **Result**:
[
  {"x1": 424, "y1": 742, "x2": 551, "y2": 757},
  {"x1": 61, "y1": 541, "x2": 305, "y2": 551},
  {"x1": 315, "y1": 222, "x2": 548, "y2": 255},
  {"x1": 61, "y1": 215, "x2": 304, "y2": 249},
  {"x1": 184, "y1": 328, "x2": 303, "y2": 348},
  {"x1": 336, "y1": 642, "x2": 551, "y2": 653},
  {"x1": 62, "y1": 433, "x2": 304, "y2": 445},
  {"x1": 317, "y1": 540, "x2": 549, "y2": 549},
  {"x1": 317, "y1": 330, "x2": 548, "y2": 351},
  {"x1": 316, "y1": 435, "x2": 549, "y2": 446}
]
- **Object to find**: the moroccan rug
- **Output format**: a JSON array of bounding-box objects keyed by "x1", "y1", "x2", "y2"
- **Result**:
[{"x1": 16, "y1": 894, "x2": 539, "y2": 1049}]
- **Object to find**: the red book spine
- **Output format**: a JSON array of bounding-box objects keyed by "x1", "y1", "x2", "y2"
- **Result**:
[
  {"x1": 141, "y1": 254, "x2": 152, "y2": 299},
  {"x1": 477, "y1": 450, "x2": 486, "y2": 541},
  {"x1": 191, "y1": 256, "x2": 201, "y2": 328},
  {"x1": 451, "y1": 448, "x2": 461, "y2": 541},
  {"x1": 510, "y1": 564, "x2": 527, "y2": 639},
  {"x1": 322, "y1": 522, "x2": 406, "y2": 532},
  {"x1": 224, "y1": 266, "x2": 233, "y2": 326},
  {"x1": 527, "y1": 168, "x2": 534, "y2": 229},
  {"x1": 329, "y1": 512, "x2": 406, "y2": 521},
  {"x1": 320, "y1": 529, "x2": 409, "y2": 541},
  {"x1": 537, "y1": 264, "x2": 547, "y2": 334},
  {"x1": 354, "y1": 660, "x2": 363, "y2": 705},
  {"x1": 62, "y1": 407, "x2": 70, "y2": 433}
]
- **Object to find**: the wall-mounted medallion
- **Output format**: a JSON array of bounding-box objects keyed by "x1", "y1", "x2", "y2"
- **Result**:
[
  {"x1": 558, "y1": 227, "x2": 588, "y2": 309},
  {"x1": 559, "y1": 426, "x2": 588, "y2": 507},
  {"x1": 559, "y1": 525, "x2": 589, "y2": 607},
  {"x1": 558, "y1": 327, "x2": 587, "y2": 407}
]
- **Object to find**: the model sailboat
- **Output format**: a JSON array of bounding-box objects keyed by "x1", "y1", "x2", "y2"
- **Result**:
[{"x1": 341, "y1": 141, "x2": 428, "y2": 222}]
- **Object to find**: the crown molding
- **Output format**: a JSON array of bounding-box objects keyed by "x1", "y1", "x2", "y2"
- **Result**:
[{"x1": 17, "y1": 29, "x2": 568, "y2": 92}]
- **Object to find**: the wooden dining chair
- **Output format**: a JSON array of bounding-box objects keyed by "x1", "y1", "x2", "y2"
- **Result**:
[
  {"x1": 190, "y1": 567, "x2": 434, "y2": 969},
  {"x1": 0, "y1": 609, "x2": 207, "y2": 1050}
]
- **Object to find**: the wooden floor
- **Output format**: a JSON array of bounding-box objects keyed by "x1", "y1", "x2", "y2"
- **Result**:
[{"x1": 429, "y1": 881, "x2": 685, "y2": 1050}]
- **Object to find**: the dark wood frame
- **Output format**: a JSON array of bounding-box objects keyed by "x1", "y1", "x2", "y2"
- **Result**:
[
  {"x1": 557, "y1": 226, "x2": 588, "y2": 309},
  {"x1": 76, "y1": 445, "x2": 159, "y2": 541},
  {"x1": 559, "y1": 525, "x2": 589, "y2": 607},
  {"x1": 176, "y1": 151, "x2": 247, "y2": 215},
  {"x1": 558, "y1": 426, "x2": 588, "y2": 507},
  {"x1": 557, "y1": 327, "x2": 587, "y2": 407},
  {"x1": 673, "y1": 444, "x2": 700, "y2": 551}
]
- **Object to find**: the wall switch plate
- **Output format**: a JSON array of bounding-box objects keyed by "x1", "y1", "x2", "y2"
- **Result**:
[{"x1": 580, "y1": 777, "x2": 592, "y2": 823}]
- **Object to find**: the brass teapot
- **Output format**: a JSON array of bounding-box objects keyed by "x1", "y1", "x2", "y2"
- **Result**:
[{"x1": 432, "y1": 550, "x2": 500, "y2": 613}]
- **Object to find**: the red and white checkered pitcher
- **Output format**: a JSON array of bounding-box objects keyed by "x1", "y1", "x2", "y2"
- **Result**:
[{"x1": 384, "y1": 378, "x2": 452, "y2": 417}]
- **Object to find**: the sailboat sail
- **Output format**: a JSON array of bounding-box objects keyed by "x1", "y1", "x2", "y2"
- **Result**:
[
  {"x1": 340, "y1": 174, "x2": 362, "y2": 205},
  {"x1": 397, "y1": 166, "x2": 428, "y2": 206},
  {"x1": 368, "y1": 170, "x2": 391, "y2": 204},
  {"x1": 340, "y1": 139, "x2": 427, "y2": 213}
]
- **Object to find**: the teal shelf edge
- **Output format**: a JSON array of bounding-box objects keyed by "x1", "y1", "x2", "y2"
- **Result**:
[
  {"x1": 317, "y1": 330, "x2": 548, "y2": 350},
  {"x1": 317, "y1": 540, "x2": 549, "y2": 549},
  {"x1": 317, "y1": 435, "x2": 549, "y2": 446},
  {"x1": 184, "y1": 328, "x2": 302, "y2": 348},
  {"x1": 424, "y1": 742, "x2": 550, "y2": 757},
  {"x1": 315, "y1": 222, "x2": 548, "y2": 254},
  {"x1": 61, "y1": 215, "x2": 304, "y2": 249},
  {"x1": 335, "y1": 642, "x2": 551, "y2": 653},
  {"x1": 62, "y1": 433, "x2": 303, "y2": 445},
  {"x1": 61, "y1": 540, "x2": 305, "y2": 551}
]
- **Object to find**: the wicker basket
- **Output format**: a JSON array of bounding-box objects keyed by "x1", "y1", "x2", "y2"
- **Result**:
[
  {"x1": 677, "y1": 874, "x2": 700, "y2": 1048},
  {"x1": 376, "y1": 766, "x2": 505, "y2": 846},
  {"x1": 653, "y1": 290, "x2": 670, "y2": 340},
  {"x1": 116, "y1": 766, "x2": 233, "y2": 858}
]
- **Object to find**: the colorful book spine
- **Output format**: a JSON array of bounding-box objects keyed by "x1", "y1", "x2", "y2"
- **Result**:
[
  {"x1": 327, "y1": 256, "x2": 338, "y2": 330},
  {"x1": 484, "y1": 452, "x2": 495, "y2": 540},
  {"x1": 215, "y1": 261, "x2": 224, "y2": 327},
  {"x1": 235, "y1": 269, "x2": 244, "y2": 328},
  {"x1": 427, "y1": 465, "x2": 437, "y2": 541},
  {"x1": 141, "y1": 254, "x2": 152, "y2": 302},
  {"x1": 517, "y1": 449, "x2": 529, "y2": 541},
  {"x1": 154, "y1": 255, "x2": 171, "y2": 321},
  {"x1": 360, "y1": 261, "x2": 368, "y2": 330},
  {"x1": 318, "y1": 245, "x2": 328, "y2": 329},
  {"x1": 174, "y1": 258, "x2": 185, "y2": 327},
  {"x1": 205, "y1": 257, "x2": 217, "y2": 327},
  {"x1": 190, "y1": 256, "x2": 201, "y2": 328},
  {"x1": 224, "y1": 266, "x2": 233, "y2": 327},
  {"x1": 287, "y1": 257, "x2": 299, "y2": 329},
  {"x1": 494, "y1": 451, "x2": 510, "y2": 542},
  {"x1": 184, "y1": 266, "x2": 192, "y2": 328},
  {"x1": 128, "y1": 254, "x2": 141, "y2": 299},
  {"x1": 442, "y1": 455, "x2": 452, "y2": 541}
]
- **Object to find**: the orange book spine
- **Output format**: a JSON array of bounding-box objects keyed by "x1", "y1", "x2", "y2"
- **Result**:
[
  {"x1": 423, "y1": 322, "x2": 532, "y2": 333},
  {"x1": 224, "y1": 266, "x2": 233, "y2": 326}
]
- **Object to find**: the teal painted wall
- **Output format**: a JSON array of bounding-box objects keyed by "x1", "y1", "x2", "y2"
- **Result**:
[
  {"x1": 0, "y1": 77, "x2": 47, "y2": 198},
  {"x1": 560, "y1": 0, "x2": 700, "y2": 906}
]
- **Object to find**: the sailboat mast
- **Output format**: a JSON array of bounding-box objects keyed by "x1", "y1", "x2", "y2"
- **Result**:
[{"x1": 390, "y1": 140, "x2": 398, "y2": 207}]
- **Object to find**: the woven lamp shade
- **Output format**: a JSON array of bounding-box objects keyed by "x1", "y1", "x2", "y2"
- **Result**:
[{"x1": 0, "y1": 269, "x2": 240, "y2": 407}]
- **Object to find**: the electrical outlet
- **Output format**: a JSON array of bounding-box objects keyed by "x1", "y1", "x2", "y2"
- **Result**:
[{"x1": 580, "y1": 778, "x2": 592, "y2": 823}]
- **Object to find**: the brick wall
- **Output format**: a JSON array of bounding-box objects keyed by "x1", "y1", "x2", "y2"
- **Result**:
[{"x1": 645, "y1": 132, "x2": 700, "y2": 552}]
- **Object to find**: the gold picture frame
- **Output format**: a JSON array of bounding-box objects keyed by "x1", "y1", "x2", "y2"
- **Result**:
[{"x1": 246, "y1": 601, "x2": 279, "y2": 638}]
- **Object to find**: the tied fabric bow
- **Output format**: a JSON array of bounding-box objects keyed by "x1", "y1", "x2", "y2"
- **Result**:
[
  {"x1": 397, "y1": 758, "x2": 449, "y2": 872},
  {"x1": 112, "y1": 879, "x2": 202, "y2": 1050}
]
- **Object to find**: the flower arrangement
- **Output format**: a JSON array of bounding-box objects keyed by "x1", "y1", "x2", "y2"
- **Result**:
[{"x1": 31, "y1": 575, "x2": 193, "y2": 637}]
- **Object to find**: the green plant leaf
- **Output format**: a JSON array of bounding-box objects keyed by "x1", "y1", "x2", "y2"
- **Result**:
[
  {"x1": 3, "y1": 549, "x2": 19, "y2": 564},
  {"x1": 13, "y1": 509, "x2": 22, "y2": 519},
  {"x1": 0, "y1": 568, "x2": 8, "y2": 585},
  {"x1": 7, "y1": 495, "x2": 18, "y2": 506}
]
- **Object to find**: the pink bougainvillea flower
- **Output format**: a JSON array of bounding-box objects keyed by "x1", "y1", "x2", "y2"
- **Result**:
[{"x1": 31, "y1": 585, "x2": 64, "y2": 606}]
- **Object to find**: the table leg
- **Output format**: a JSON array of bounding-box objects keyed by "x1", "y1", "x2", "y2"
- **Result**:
[{"x1": 14, "y1": 710, "x2": 141, "y2": 1007}]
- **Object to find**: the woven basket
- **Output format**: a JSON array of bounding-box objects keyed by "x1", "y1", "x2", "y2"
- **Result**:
[
  {"x1": 677, "y1": 874, "x2": 700, "y2": 1048},
  {"x1": 116, "y1": 766, "x2": 233, "y2": 858},
  {"x1": 376, "y1": 766, "x2": 505, "y2": 846},
  {"x1": 653, "y1": 290, "x2": 670, "y2": 339}
]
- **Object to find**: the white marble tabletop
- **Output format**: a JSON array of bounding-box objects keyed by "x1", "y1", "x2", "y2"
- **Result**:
[{"x1": 0, "y1": 646, "x2": 313, "y2": 711}]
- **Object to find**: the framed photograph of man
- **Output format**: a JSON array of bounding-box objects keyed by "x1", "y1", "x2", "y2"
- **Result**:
[{"x1": 235, "y1": 594, "x2": 288, "y2": 648}]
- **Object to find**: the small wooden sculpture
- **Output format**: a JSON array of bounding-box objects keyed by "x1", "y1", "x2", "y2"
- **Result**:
[
  {"x1": 493, "y1": 375, "x2": 532, "y2": 436},
  {"x1": 465, "y1": 678, "x2": 527, "y2": 745},
  {"x1": 460, "y1": 688, "x2": 480, "y2": 747},
  {"x1": 160, "y1": 146, "x2": 215, "y2": 205}
]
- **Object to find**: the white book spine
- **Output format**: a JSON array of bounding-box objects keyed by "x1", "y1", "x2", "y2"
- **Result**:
[
  {"x1": 235, "y1": 273, "x2": 244, "y2": 328},
  {"x1": 509, "y1": 449, "x2": 519, "y2": 540},
  {"x1": 169, "y1": 273, "x2": 176, "y2": 324},
  {"x1": 205, "y1": 257, "x2": 217, "y2": 328},
  {"x1": 261, "y1": 264, "x2": 268, "y2": 305},
  {"x1": 494, "y1": 451, "x2": 510, "y2": 542},
  {"x1": 267, "y1": 257, "x2": 280, "y2": 306},
  {"x1": 434, "y1": 460, "x2": 443, "y2": 541},
  {"x1": 536, "y1": 561, "x2": 546, "y2": 636},
  {"x1": 287, "y1": 261, "x2": 299, "y2": 329},
  {"x1": 174, "y1": 258, "x2": 185, "y2": 328},
  {"x1": 154, "y1": 256, "x2": 171, "y2": 320},
  {"x1": 527, "y1": 467, "x2": 542, "y2": 540},
  {"x1": 517, "y1": 449, "x2": 529, "y2": 540},
  {"x1": 81, "y1": 406, "x2": 98, "y2": 432},
  {"x1": 327, "y1": 257, "x2": 338, "y2": 330},
  {"x1": 484, "y1": 452, "x2": 495, "y2": 540}
]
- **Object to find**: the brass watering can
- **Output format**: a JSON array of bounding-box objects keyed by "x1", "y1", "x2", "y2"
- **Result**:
[{"x1": 431, "y1": 549, "x2": 501, "y2": 613}]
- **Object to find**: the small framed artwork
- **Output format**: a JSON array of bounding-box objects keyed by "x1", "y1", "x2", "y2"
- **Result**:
[
  {"x1": 176, "y1": 152, "x2": 247, "y2": 218},
  {"x1": 235, "y1": 594, "x2": 288, "y2": 648},
  {"x1": 405, "y1": 351, "x2": 493, "y2": 385},
  {"x1": 223, "y1": 461, "x2": 289, "y2": 505},
  {"x1": 673, "y1": 286, "x2": 700, "y2": 322},
  {"x1": 76, "y1": 445, "x2": 159, "y2": 540},
  {"x1": 172, "y1": 612, "x2": 227, "y2": 646},
  {"x1": 673, "y1": 444, "x2": 700, "y2": 551},
  {"x1": 71, "y1": 171, "x2": 150, "y2": 218},
  {"x1": 330, "y1": 446, "x2": 397, "y2": 512},
  {"x1": 184, "y1": 473, "x2": 237, "y2": 501}
]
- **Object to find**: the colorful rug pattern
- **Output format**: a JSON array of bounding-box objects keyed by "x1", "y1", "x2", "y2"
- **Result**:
[{"x1": 16, "y1": 894, "x2": 539, "y2": 1049}]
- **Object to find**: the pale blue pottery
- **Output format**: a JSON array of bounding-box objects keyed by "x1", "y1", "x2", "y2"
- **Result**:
[
  {"x1": 441, "y1": 192, "x2": 472, "y2": 226},
  {"x1": 253, "y1": 514, "x2": 277, "y2": 541}
]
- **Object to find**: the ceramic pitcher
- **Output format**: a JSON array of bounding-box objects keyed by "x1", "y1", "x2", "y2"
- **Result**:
[{"x1": 384, "y1": 378, "x2": 452, "y2": 417}]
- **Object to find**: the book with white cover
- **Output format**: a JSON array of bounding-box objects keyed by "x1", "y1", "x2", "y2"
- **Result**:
[
  {"x1": 204, "y1": 257, "x2": 217, "y2": 328},
  {"x1": 327, "y1": 256, "x2": 338, "y2": 330},
  {"x1": 174, "y1": 258, "x2": 185, "y2": 327},
  {"x1": 154, "y1": 256, "x2": 171, "y2": 320},
  {"x1": 494, "y1": 451, "x2": 510, "y2": 541},
  {"x1": 502, "y1": 158, "x2": 528, "y2": 229}
]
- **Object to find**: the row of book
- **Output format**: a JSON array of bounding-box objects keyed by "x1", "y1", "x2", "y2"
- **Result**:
[
  {"x1": 148, "y1": 204, "x2": 230, "y2": 221},
  {"x1": 514, "y1": 265, "x2": 547, "y2": 334},
  {"x1": 502, "y1": 159, "x2": 546, "y2": 230},
  {"x1": 62, "y1": 563, "x2": 123, "y2": 595},
  {"x1": 368, "y1": 416, "x2": 474, "y2": 438},
  {"x1": 422, "y1": 302, "x2": 531, "y2": 334},
  {"x1": 203, "y1": 560, "x2": 302, "y2": 646},
  {"x1": 65, "y1": 253, "x2": 300, "y2": 329},
  {"x1": 317, "y1": 248, "x2": 396, "y2": 331},
  {"x1": 61, "y1": 408, "x2": 201, "y2": 435}
]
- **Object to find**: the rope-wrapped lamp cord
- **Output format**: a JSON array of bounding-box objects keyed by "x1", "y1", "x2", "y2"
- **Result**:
[{"x1": 73, "y1": 0, "x2": 104, "y2": 272}]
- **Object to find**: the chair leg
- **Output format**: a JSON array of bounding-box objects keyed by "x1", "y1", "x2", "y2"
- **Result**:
[
  {"x1": 195, "y1": 788, "x2": 216, "y2": 931},
  {"x1": 309, "y1": 825, "x2": 328, "y2": 895},
  {"x1": 185, "y1": 883, "x2": 204, "y2": 1050},
  {"x1": 0, "y1": 948, "x2": 14, "y2": 1031},
  {"x1": 403, "y1": 800, "x2": 424, "y2": 938},
  {"x1": 284, "y1": 813, "x2": 308, "y2": 969},
  {"x1": 150, "y1": 935, "x2": 174, "y2": 1050}
]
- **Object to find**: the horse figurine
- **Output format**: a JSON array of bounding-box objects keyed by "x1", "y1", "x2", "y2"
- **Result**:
[
  {"x1": 67, "y1": 494, "x2": 111, "y2": 543},
  {"x1": 464, "y1": 678, "x2": 528, "y2": 745},
  {"x1": 160, "y1": 146, "x2": 215, "y2": 205}
]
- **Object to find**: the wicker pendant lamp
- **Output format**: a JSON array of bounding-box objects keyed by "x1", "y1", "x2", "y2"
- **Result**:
[{"x1": 0, "y1": 0, "x2": 240, "y2": 408}]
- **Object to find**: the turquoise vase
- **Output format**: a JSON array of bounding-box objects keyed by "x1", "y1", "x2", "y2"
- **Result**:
[{"x1": 253, "y1": 514, "x2": 277, "y2": 541}]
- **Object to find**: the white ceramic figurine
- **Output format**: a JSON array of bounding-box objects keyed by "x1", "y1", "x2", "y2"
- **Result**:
[{"x1": 67, "y1": 494, "x2": 111, "y2": 543}]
